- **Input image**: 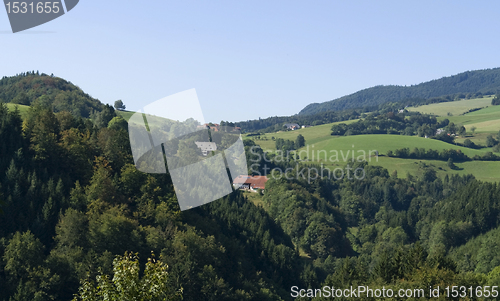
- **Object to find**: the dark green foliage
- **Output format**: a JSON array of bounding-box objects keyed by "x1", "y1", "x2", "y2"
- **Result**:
[
  {"x1": 2, "y1": 231, "x2": 61, "y2": 300},
  {"x1": 263, "y1": 177, "x2": 352, "y2": 259},
  {"x1": 295, "y1": 134, "x2": 305, "y2": 148},
  {"x1": 457, "y1": 125, "x2": 466, "y2": 136},
  {"x1": 472, "y1": 151, "x2": 500, "y2": 161},
  {"x1": 451, "y1": 226, "x2": 500, "y2": 274},
  {"x1": 91, "y1": 104, "x2": 116, "y2": 129},
  {"x1": 107, "y1": 116, "x2": 128, "y2": 131},
  {"x1": 492, "y1": 93, "x2": 500, "y2": 105},
  {"x1": 275, "y1": 138, "x2": 295, "y2": 152},
  {"x1": 113, "y1": 99, "x2": 126, "y2": 110},
  {"x1": 464, "y1": 138, "x2": 476, "y2": 148},
  {"x1": 447, "y1": 158, "x2": 456, "y2": 169},
  {"x1": 387, "y1": 147, "x2": 470, "y2": 162},
  {"x1": 486, "y1": 134, "x2": 498, "y2": 147}
]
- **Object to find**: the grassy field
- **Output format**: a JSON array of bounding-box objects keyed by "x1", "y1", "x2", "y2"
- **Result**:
[
  {"x1": 365, "y1": 157, "x2": 500, "y2": 183},
  {"x1": 406, "y1": 96, "x2": 500, "y2": 134},
  {"x1": 454, "y1": 132, "x2": 493, "y2": 146},
  {"x1": 252, "y1": 130, "x2": 492, "y2": 159},
  {"x1": 249, "y1": 124, "x2": 500, "y2": 181},
  {"x1": 440, "y1": 105, "x2": 500, "y2": 134},
  {"x1": 247, "y1": 119, "x2": 359, "y2": 150},
  {"x1": 407, "y1": 96, "x2": 494, "y2": 116},
  {"x1": 304, "y1": 134, "x2": 489, "y2": 159},
  {"x1": 116, "y1": 110, "x2": 135, "y2": 121},
  {"x1": 443, "y1": 106, "x2": 500, "y2": 124},
  {"x1": 464, "y1": 119, "x2": 500, "y2": 133},
  {"x1": 467, "y1": 104, "x2": 500, "y2": 116},
  {"x1": 5, "y1": 103, "x2": 30, "y2": 118}
]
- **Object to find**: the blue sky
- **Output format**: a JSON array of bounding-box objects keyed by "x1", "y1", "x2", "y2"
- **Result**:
[{"x1": 1, "y1": 1, "x2": 500, "y2": 122}]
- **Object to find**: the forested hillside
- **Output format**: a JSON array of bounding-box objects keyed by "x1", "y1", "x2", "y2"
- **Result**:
[
  {"x1": 0, "y1": 102, "x2": 308, "y2": 300},
  {"x1": 2, "y1": 75, "x2": 500, "y2": 300},
  {"x1": 300, "y1": 67, "x2": 500, "y2": 115},
  {"x1": 0, "y1": 72, "x2": 104, "y2": 118}
]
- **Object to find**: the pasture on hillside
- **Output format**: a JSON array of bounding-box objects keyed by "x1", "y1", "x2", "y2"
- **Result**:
[
  {"x1": 443, "y1": 105, "x2": 500, "y2": 134},
  {"x1": 298, "y1": 134, "x2": 500, "y2": 182},
  {"x1": 370, "y1": 157, "x2": 500, "y2": 183},
  {"x1": 406, "y1": 96, "x2": 500, "y2": 133},
  {"x1": 250, "y1": 127, "x2": 500, "y2": 182},
  {"x1": 5, "y1": 103, "x2": 30, "y2": 118},
  {"x1": 407, "y1": 96, "x2": 493, "y2": 116},
  {"x1": 247, "y1": 119, "x2": 359, "y2": 150},
  {"x1": 117, "y1": 110, "x2": 134, "y2": 121},
  {"x1": 304, "y1": 134, "x2": 489, "y2": 159}
]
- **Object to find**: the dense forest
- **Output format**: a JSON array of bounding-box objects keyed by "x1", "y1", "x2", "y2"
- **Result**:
[
  {"x1": 2, "y1": 74, "x2": 500, "y2": 300},
  {"x1": 299, "y1": 67, "x2": 500, "y2": 115}
]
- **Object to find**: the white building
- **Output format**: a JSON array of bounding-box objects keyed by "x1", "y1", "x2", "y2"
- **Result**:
[
  {"x1": 195, "y1": 142, "x2": 217, "y2": 156},
  {"x1": 284, "y1": 123, "x2": 300, "y2": 130}
]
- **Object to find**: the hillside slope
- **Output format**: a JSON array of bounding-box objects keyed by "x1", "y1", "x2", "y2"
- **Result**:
[
  {"x1": 300, "y1": 67, "x2": 500, "y2": 115},
  {"x1": 0, "y1": 71, "x2": 105, "y2": 117}
]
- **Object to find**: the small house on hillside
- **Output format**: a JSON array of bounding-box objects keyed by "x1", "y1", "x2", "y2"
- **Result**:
[
  {"x1": 284, "y1": 123, "x2": 300, "y2": 130},
  {"x1": 195, "y1": 141, "x2": 217, "y2": 156},
  {"x1": 232, "y1": 175, "x2": 268, "y2": 192}
]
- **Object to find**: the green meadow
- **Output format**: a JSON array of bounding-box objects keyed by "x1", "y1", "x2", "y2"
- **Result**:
[
  {"x1": 407, "y1": 96, "x2": 500, "y2": 133},
  {"x1": 303, "y1": 134, "x2": 488, "y2": 159},
  {"x1": 367, "y1": 157, "x2": 500, "y2": 183},
  {"x1": 116, "y1": 110, "x2": 135, "y2": 121},
  {"x1": 249, "y1": 124, "x2": 500, "y2": 182},
  {"x1": 292, "y1": 135, "x2": 497, "y2": 182},
  {"x1": 247, "y1": 119, "x2": 359, "y2": 150},
  {"x1": 407, "y1": 96, "x2": 494, "y2": 116},
  {"x1": 443, "y1": 105, "x2": 500, "y2": 133},
  {"x1": 5, "y1": 103, "x2": 30, "y2": 118}
]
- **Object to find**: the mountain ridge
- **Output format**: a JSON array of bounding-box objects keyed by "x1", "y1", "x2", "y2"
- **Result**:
[{"x1": 299, "y1": 67, "x2": 500, "y2": 115}]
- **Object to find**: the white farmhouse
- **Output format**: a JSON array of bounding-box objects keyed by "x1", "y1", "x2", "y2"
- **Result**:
[{"x1": 195, "y1": 142, "x2": 217, "y2": 156}]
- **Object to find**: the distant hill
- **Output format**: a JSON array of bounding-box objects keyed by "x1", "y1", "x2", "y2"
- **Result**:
[
  {"x1": 0, "y1": 71, "x2": 105, "y2": 117},
  {"x1": 299, "y1": 67, "x2": 500, "y2": 115}
]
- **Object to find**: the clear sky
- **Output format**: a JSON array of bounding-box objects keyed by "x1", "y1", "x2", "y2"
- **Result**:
[{"x1": 1, "y1": 1, "x2": 500, "y2": 122}]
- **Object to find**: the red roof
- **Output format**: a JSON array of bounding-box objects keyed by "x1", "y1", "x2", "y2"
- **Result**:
[{"x1": 233, "y1": 175, "x2": 268, "y2": 190}]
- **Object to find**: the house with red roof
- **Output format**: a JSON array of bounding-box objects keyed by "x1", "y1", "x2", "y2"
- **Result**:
[{"x1": 232, "y1": 175, "x2": 268, "y2": 192}]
